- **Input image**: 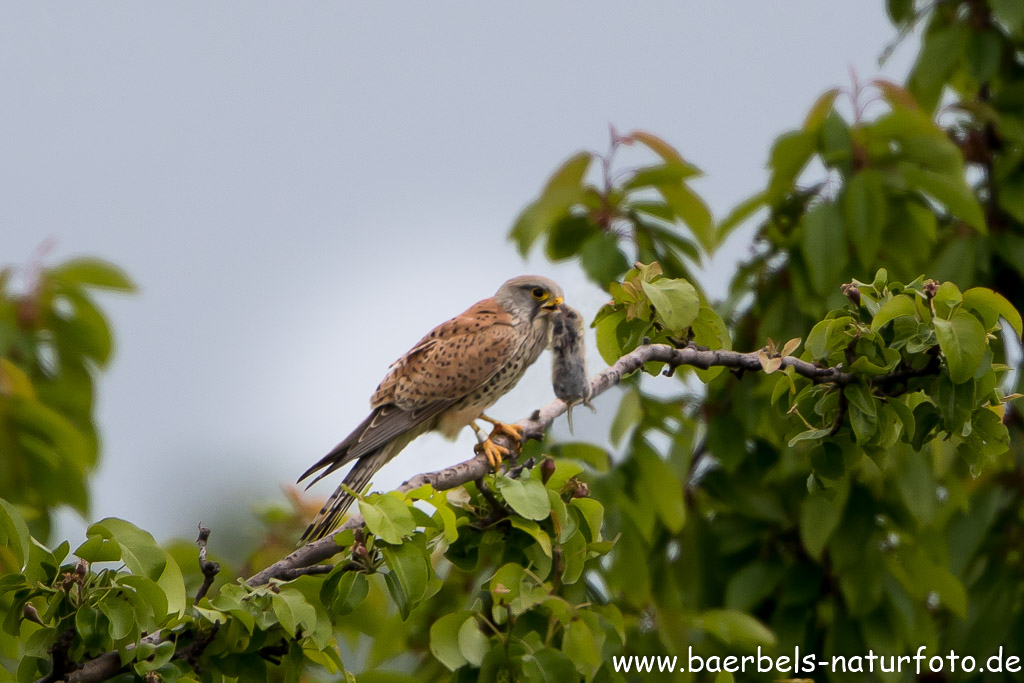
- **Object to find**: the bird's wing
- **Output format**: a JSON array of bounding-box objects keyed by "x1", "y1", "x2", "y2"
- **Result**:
[
  {"x1": 372, "y1": 298, "x2": 519, "y2": 408},
  {"x1": 298, "y1": 299, "x2": 519, "y2": 486},
  {"x1": 297, "y1": 402, "x2": 447, "y2": 485}
]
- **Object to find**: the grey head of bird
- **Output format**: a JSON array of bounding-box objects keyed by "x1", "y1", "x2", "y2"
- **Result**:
[{"x1": 494, "y1": 275, "x2": 564, "y2": 322}]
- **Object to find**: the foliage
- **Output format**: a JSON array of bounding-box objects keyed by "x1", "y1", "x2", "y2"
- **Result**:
[
  {"x1": 4, "y1": 1, "x2": 1024, "y2": 681},
  {"x1": 509, "y1": 128, "x2": 713, "y2": 289},
  {"x1": 0, "y1": 256, "x2": 135, "y2": 541},
  {"x1": 1, "y1": 459, "x2": 622, "y2": 682}
]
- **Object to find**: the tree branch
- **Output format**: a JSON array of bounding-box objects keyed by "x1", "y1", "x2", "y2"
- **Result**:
[
  {"x1": 194, "y1": 524, "x2": 220, "y2": 602},
  {"x1": 247, "y1": 341, "x2": 877, "y2": 585},
  {"x1": 51, "y1": 341, "x2": 937, "y2": 681}
]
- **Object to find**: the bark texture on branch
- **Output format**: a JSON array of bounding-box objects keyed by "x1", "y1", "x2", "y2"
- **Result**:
[
  {"x1": 50, "y1": 341, "x2": 902, "y2": 682},
  {"x1": 246, "y1": 341, "x2": 861, "y2": 585}
]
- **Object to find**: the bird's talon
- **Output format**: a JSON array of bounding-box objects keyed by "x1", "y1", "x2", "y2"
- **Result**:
[
  {"x1": 475, "y1": 439, "x2": 509, "y2": 471},
  {"x1": 480, "y1": 416, "x2": 524, "y2": 446}
]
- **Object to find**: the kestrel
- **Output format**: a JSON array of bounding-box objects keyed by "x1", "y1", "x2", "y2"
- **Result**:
[{"x1": 298, "y1": 275, "x2": 565, "y2": 543}]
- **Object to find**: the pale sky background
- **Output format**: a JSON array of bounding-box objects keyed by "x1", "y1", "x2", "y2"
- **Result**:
[{"x1": 0, "y1": 4, "x2": 919, "y2": 552}]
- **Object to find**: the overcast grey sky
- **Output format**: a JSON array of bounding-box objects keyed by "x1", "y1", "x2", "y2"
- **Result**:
[{"x1": 1, "y1": 4, "x2": 918, "y2": 548}]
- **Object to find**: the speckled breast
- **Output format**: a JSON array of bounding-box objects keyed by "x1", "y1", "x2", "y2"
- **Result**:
[{"x1": 436, "y1": 318, "x2": 550, "y2": 437}]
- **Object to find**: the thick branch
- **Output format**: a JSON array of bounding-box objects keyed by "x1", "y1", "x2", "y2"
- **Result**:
[
  {"x1": 247, "y1": 342, "x2": 875, "y2": 585},
  {"x1": 54, "y1": 341, "x2": 931, "y2": 681}
]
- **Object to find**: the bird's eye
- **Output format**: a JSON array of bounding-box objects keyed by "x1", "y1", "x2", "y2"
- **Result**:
[{"x1": 531, "y1": 287, "x2": 548, "y2": 301}]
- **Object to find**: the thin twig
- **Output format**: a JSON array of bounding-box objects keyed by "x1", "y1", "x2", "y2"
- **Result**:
[
  {"x1": 507, "y1": 456, "x2": 537, "y2": 480},
  {"x1": 275, "y1": 565, "x2": 334, "y2": 581},
  {"x1": 473, "y1": 478, "x2": 510, "y2": 527},
  {"x1": 829, "y1": 389, "x2": 848, "y2": 437},
  {"x1": 194, "y1": 524, "x2": 220, "y2": 603}
]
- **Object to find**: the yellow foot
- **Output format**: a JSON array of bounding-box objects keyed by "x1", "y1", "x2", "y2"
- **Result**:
[
  {"x1": 479, "y1": 415, "x2": 524, "y2": 446},
  {"x1": 475, "y1": 438, "x2": 510, "y2": 470}
]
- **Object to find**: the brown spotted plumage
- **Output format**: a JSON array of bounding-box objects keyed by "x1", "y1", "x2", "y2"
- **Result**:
[{"x1": 298, "y1": 275, "x2": 565, "y2": 543}]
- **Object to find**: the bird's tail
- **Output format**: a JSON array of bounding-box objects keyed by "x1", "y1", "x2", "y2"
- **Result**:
[{"x1": 299, "y1": 447, "x2": 391, "y2": 544}]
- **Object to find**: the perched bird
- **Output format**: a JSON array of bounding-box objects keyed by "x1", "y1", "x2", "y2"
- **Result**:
[
  {"x1": 550, "y1": 304, "x2": 594, "y2": 433},
  {"x1": 298, "y1": 275, "x2": 565, "y2": 543}
]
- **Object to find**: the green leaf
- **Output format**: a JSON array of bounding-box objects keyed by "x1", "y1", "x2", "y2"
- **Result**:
[
  {"x1": 896, "y1": 450, "x2": 937, "y2": 525},
  {"x1": 610, "y1": 387, "x2": 642, "y2": 446},
  {"x1": 509, "y1": 517, "x2": 552, "y2": 558},
  {"x1": 430, "y1": 613, "x2": 472, "y2": 671},
  {"x1": 569, "y1": 498, "x2": 604, "y2": 543},
  {"x1": 886, "y1": 0, "x2": 913, "y2": 23},
  {"x1": 381, "y1": 542, "x2": 429, "y2": 604},
  {"x1": 408, "y1": 485, "x2": 459, "y2": 544},
  {"x1": 494, "y1": 475, "x2": 550, "y2": 520},
  {"x1": 560, "y1": 529, "x2": 588, "y2": 585},
  {"x1": 871, "y1": 294, "x2": 917, "y2": 331},
  {"x1": 119, "y1": 575, "x2": 168, "y2": 625},
  {"x1": 658, "y1": 183, "x2": 715, "y2": 252},
  {"x1": 993, "y1": 0, "x2": 1024, "y2": 31},
  {"x1": 623, "y1": 162, "x2": 701, "y2": 190},
  {"x1": 552, "y1": 442, "x2": 611, "y2": 473},
  {"x1": 634, "y1": 443, "x2": 685, "y2": 533},
  {"x1": 562, "y1": 619, "x2": 601, "y2": 679},
  {"x1": 805, "y1": 316, "x2": 851, "y2": 361},
  {"x1": 843, "y1": 170, "x2": 887, "y2": 266},
  {"x1": 521, "y1": 650, "x2": 578, "y2": 683},
  {"x1": 716, "y1": 191, "x2": 765, "y2": 244},
  {"x1": 545, "y1": 215, "x2": 597, "y2": 261},
  {"x1": 579, "y1": 232, "x2": 629, "y2": 287},
  {"x1": 11, "y1": 399, "x2": 90, "y2": 474},
  {"x1": 0, "y1": 498, "x2": 30, "y2": 571},
  {"x1": 87, "y1": 518, "x2": 186, "y2": 617},
  {"x1": 457, "y1": 617, "x2": 490, "y2": 667},
  {"x1": 901, "y1": 165, "x2": 986, "y2": 233},
  {"x1": 75, "y1": 606, "x2": 107, "y2": 652},
  {"x1": 697, "y1": 610, "x2": 777, "y2": 649},
  {"x1": 52, "y1": 289, "x2": 114, "y2": 367},
  {"x1": 846, "y1": 384, "x2": 878, "y2": 442},
  {"x1": 787, "y1": 428, "x2": 831, "y2": 447},
  {"x1": 540, "y1": 459, "x2": 583, "y2": 492},
  {"x1": 932, "y1": 281, "x2": 962, "y2": 319},
  {"x1": 965, "y1": 30, "x2": 1001, "y2": 83},
  {"x1": 593, "y1": 308, "x2": 625, "y2": 366},
  {"x1": 908, "y1": 25, "x2": 964, "y2": 112},
  {"x1": 801, "y1": 202, "x2": 846, "y2": 295},
  {"x1": 94, "y1": 518, "x2": 165, "y2": 577},
  {"x1": 133, "y1": 641, "x2": 174, "y2": 675},
  {"x1": 725, "y1": 560, "x2": 785, "y2": 611},
  {"x1": 509, "y1": 152, "x2": 592, "y2": 255},
  {"x1": 803, "y1": 88, "x2": 841, "y2": 131},
  {"x1": 98, "y1": 593, "x2": 136, "y2": 643},
  {"x1": 998, "y1": 181, "x2": 1024, "y2": 224},
  {"x1": 272, "y1": 587, "x2": 317, "y2": 637},
  {"x1": 961, "y1": 287, "x2": 1022, "y2": 338},
  {"x1": 75, "y1": 525, "x2": 122, "y2": 563},
  {"x1": 800, "y1": 485, "x2": 847, "y2": 560},
  {"x1": 326, "y1": 571, "x2": 369, "y2": 616},
  {"x1": 360, "y1": 493, "x2": 417, "y2": 544},
  {"x1": 629, "y1": 130, "x2": 689, "y2": 165},
  {"x1": 810, "y1": 441, "x2": 845, "y2": 480},
  {"x1": 640, "y1": 278, "x2": 699, "y2": 332},
  {"x1": 934, "y1": 311, "x2": 987, "y2": 384},
  {"x1": 50, "y1": 257, "x2": 137, "y2": 291},
  {"x1": 767, "y1": 130, "x2": 817, "y2": 200}
]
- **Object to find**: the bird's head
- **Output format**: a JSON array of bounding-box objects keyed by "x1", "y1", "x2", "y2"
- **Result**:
[{"x1": 495, "y1": 275, "x2": 564, "y2": 321}]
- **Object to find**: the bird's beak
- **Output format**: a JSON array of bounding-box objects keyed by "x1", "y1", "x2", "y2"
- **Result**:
[{"x1": 542, "y1": 296, "x2": 564, "y2": 311}]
